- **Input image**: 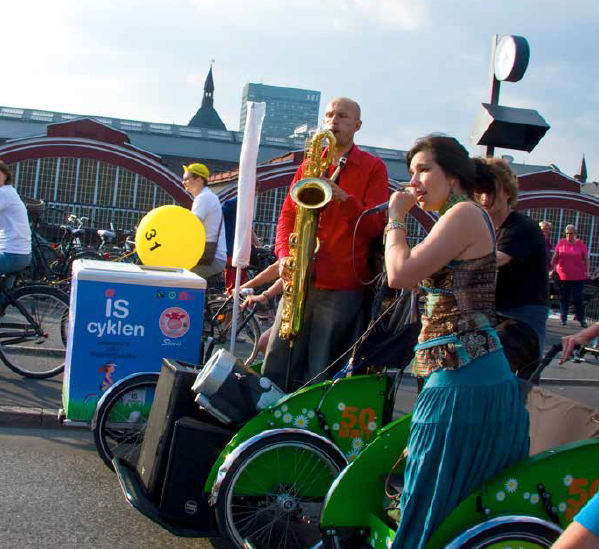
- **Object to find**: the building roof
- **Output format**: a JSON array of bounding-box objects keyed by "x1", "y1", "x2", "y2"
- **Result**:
[{"x1": 188, "y1": 65, "x2": 227, "y2": 131}]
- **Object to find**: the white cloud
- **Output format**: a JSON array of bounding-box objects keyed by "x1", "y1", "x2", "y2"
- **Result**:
[{"x1": 189, "y1": 0, "x2": 427, "y2": 32}]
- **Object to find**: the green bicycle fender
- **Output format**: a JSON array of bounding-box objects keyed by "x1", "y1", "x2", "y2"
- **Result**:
[
  {"x1": 204, "y1": 373, "x2": 388, "y2": 493},
  {"x1": 427, "y1": 437, "x2": 599, "y2": 547},
  {"x1": 321, "y1": 425, "x2": 599, "y2": 549},
  {"x1": 320, "y1": 413, "x2": 412, "y2": 529}
]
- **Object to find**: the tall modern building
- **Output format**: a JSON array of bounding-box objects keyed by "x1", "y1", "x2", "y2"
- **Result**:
[{"x1": 239, "y1": 83, "x2": 320, "y2": 137}]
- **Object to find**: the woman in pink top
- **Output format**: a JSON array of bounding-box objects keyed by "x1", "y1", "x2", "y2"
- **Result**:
[{"x1": 552, "y1": 224, "x2": 590, "y2": 327}]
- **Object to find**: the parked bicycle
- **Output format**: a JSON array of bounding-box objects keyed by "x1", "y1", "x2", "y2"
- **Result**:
[
  {"x1": 96, "y1": 222, "x2": 137, "y2": 262},
  {"x1": 49, "y1": 212, "x2": 103, "y2": 278},
  {"x1": 203, "y1": 290, "x2": 262, "y2": 366},
  {"x1": 21, "y1": 198, "x2": 62, "y2": 286},
  {"x1": 0, "y1": 271, "x2": 70, "y2": 379}
]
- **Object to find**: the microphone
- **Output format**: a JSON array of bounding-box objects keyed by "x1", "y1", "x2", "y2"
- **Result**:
[
  {"x1": 363, "y1": 202, "x2": 388, "y2": 216},
  {"x1": 363, "y1": 184, "x2": 410, "y2": 215}
]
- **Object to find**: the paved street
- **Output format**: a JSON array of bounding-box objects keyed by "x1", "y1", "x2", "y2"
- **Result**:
[{"x1": 0, "y1": 427, "x2": 216, "y2": 549}]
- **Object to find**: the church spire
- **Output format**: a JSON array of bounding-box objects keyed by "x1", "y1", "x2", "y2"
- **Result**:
[
  {"x1": 579, "y1": 154, "x2": 588, "y2": 183},
  {"x1": 188, "y1": 63, "x2": 227, "y2": 130},
  {"x1": 202, "y1": 63, "x2": 215, "y2": 108}
]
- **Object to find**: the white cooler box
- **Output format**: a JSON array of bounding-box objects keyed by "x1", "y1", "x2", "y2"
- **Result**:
[{"x1": 63, "y1": 260, "x2": 206, "y2": 421}]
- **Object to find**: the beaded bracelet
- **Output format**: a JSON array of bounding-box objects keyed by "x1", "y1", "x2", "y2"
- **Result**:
[{"x1": 384, "y1": 220, "x2": 407, "y2": 235}]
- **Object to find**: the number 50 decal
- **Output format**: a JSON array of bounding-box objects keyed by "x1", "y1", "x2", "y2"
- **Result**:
[
  {"x1": 567, "y1": 478, "x2": 599, "y2": 522},
  {"x1": 339, "y1": 406, "x2": 376, "y2": 439}
]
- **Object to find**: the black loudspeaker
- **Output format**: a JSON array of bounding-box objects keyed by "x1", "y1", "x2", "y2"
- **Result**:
[
  {"x1": 159, "y1": 417, "x2": 234, "y2": 531},
  {"x1": 137, "y1": 358, "x2": 208, "y2": 497}
]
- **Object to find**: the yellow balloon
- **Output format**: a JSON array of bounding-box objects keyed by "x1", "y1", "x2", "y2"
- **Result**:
[{"x1": 135, "y1": 205, "x2": 205, "y2": 270}]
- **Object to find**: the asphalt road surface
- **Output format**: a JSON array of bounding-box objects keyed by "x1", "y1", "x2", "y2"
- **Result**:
[{"x1": 0, "y1": 427, "x2": 218, "y2": 549}]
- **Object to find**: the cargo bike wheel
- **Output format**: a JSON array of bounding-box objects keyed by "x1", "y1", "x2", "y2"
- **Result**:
[
  {"x1": 215, "y1": 430, "x2": 347, "y2": 549},
  {"x1": 92, "y1": 373, "x2": 159, "y2": 471},
  {"x1": 445, "y1": 516, "x2": 561, "y2": 549}
]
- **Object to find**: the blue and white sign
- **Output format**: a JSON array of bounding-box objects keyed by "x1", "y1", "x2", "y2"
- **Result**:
[{"x1": 63, "y1": 260, "x2": 206, "y2": 421}]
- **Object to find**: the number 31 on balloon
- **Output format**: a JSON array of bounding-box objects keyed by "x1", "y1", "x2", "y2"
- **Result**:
[{"x1": 135, "y1": 205, "x2": 206, "y2": 270}]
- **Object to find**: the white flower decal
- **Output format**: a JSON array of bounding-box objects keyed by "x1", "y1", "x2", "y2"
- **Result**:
[
  {"x1": 293, "y1": 415, "x2": 309, "y2": 429},
  {"x1": 308, "y1": 410, "x2": 315, "y2": 418},
  {"x1": 282, "y1": 413, "x2": 293, "y2": 424},
  {"x1": 337, "y1": 402, "x2": 346, "y2": 411},
  {"x1": 559, "y1": 502, "x2": 567, "y2": 512},
  {"x1": 302, "y1": 408, "x2": 307, "y2": 414},
  {"x1": 351, "y1": 438, "x2": 364, "y2": 451},
  {"x1": 523, "y1": 492, "x2": 530, "y2": 500},
  {"x1": 386, "y1": 536, "x2": 392, "y2": 548},
  {"x1": 505, "y1": 478, "x2": 518, "y2": 493},
  {"x1": 564, "y1": 475, "x2": 573, "y2": 487},
  {"x1": 281, "y1": 404, "x2": 288, "y2": 412},
  {"x1": 346, "y1": 449, "x2": 360, "y2": 462},
  {"x1": 496, "y1": 491, "x2": 506, "y2": 501},
  {"x1": 530, "y1": 494, "x2": 540, "y2": 504},
  {"x1": 332, "y1": 423, "x2": 340, "y2": 431},
  {"x1": 368, "y1": 421, "x2": 377, "y2": 431},
  {"x1": 374, "y1": 531, "x2": 378, "y2": 540},
  {"x1": 274, "y1": 410, "x2": 282, "y2": 418}
]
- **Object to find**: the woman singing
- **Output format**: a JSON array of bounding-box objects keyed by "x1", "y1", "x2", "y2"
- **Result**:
[{"x1": 385, "y1": 136, "x2": 530, "y2": 549}]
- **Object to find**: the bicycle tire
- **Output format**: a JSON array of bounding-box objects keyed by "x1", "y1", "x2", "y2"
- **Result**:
[
  {"x1": 206, "y1": 297, "x2": 261, "y2": 366},
  {"x1": 216, "y1": 431, "x2": 346, "y2": 549},
  {"x1": 447, "y1": 518, "x2": 560, "y2": 549},
  {"x1": 92, "y1": 373, "x2": 159, "y2": 471},
  {"x1": 0, "y1": 285, "x2": 70, "y2": 379}
]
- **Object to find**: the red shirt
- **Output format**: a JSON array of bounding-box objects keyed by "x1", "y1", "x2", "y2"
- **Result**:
[{"x1": 275, "y1": 145, "x2": 388, "y2": 290}]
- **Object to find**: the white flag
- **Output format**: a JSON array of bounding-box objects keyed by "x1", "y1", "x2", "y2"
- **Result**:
[
  {"x1": 232, "y1": 101, "x2": 266, "y2": 268},
  {"x1": 229, "y1": 101, "x2": 265, "y2": 356}
]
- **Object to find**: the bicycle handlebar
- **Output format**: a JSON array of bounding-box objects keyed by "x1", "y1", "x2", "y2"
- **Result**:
[{"x1": 530, "y1": 343, "x2": 564, "y2": 385}]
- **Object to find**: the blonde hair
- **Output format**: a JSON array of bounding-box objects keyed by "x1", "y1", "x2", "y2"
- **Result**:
[{"x1": 483, "y1": 158, "x2": 519, "y2": 208}]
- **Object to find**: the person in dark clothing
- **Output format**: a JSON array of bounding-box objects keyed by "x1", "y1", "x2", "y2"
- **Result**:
[
  {"x1": 476, "y1": 158, "x2": 549, "y2": 379},
  {"x1": 539, "y1": 220, "x2": 553, "y2": 271},
  {"x1": 221, "y1": 196, "x2": 261, "y2": 294}
]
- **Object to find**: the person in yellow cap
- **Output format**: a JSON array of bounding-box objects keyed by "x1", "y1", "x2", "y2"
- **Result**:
[{"x1": 182, "y1": 163, "x2": 227, "y2": 280}]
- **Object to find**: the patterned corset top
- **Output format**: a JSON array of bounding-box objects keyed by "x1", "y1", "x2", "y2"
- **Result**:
[{"x1": 413, "y1": 252, "x2": 498, "y2": 376}]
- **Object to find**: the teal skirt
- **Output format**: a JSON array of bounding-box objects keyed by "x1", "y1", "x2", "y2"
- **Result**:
[{"x1": 393, "y1": 350, "x2": 530, "y2": 549}]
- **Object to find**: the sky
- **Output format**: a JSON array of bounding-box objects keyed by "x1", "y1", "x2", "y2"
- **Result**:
[{"x1": 3, "y1": 0, "x2": 597, "y2": 181}]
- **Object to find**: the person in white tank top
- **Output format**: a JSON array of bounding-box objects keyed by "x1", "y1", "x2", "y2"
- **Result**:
[{"x1": 0, "y1": 161, "x2": 31, "y2": 274}]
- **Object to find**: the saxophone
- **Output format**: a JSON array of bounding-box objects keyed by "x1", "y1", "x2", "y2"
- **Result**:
[{"x1": 279, "y1": 129, "x2": 336, "y2": 344}]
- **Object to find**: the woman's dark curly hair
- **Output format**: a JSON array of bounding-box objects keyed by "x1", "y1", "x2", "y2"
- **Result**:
[{"x1": 406, "y1": 135, "x2": 495, "y2": 198}]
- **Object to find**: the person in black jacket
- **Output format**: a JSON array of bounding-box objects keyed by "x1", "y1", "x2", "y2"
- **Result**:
[{"x1": 476, "y1": 158, "x2": 549, "y2": 379}]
